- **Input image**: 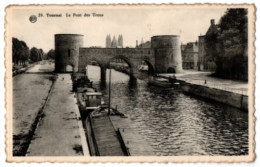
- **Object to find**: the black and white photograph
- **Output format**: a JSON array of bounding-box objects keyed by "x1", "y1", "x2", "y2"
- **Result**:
[{"x1": 5, "y1": 4, "x2": 255, "y2": 163}]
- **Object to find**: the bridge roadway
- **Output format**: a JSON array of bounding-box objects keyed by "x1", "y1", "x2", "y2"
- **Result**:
[{"x1": 27, "y1": 74, "x2": 89, "y2": 156}]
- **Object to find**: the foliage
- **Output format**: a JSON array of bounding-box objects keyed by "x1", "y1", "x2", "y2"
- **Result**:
[
  {"x1": 205, "y1": 8, "x2": 248, "y2": 80},
  {"x1": 205, "y1": 24, "x2": 219, "y2": 62},
  {"x1": 217, "y1": 8, "x2": 248, "y2": 80},
  {"x1": 29, "y1": 47, "x2": 44, "y2": 63},
  {"x1": 12, "y1": 37, "x2": 46, "y2": 66},
  {"x1": 218, "y1": 9, "x2": 248, "y2": 58},
  {"x1": 12, "y1": 38, "x2": 30, "y2": 65},
  {"x1": 46, "y1": 49, "x2": 55, "y2": 60}
]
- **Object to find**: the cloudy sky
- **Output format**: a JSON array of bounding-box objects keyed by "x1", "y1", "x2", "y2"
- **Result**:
[{"x1": 11, "y1": 6, "x2": 227, "y2": 52}]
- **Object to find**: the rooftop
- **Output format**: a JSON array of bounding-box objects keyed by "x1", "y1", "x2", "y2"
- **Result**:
[
  {"x1": 152, "y1": 35, "x2": 180, "y2": 38},
  {"x1": 55, "y1": 34, "x2": 84, "y2": 36}
]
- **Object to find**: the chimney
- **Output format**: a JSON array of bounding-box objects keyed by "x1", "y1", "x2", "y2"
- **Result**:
[
  {"x1": 211, "y1": 19, "x2": 215, "y2": 25},
  {"x1": 136, "y1": 40, "x2": 138, "y2": 47}
]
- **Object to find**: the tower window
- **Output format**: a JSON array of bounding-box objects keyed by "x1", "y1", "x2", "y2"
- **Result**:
[{"x1": 68, "y1": 49, "x2": 71, "y2": 58}]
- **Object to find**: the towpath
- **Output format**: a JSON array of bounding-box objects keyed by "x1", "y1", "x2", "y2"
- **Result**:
[
  {"x1": 26, "y1": 73, "x2": 89, "y2": 156},
  {"x1": 13, "y1": 62, "x2": 54, "y2": 155}
]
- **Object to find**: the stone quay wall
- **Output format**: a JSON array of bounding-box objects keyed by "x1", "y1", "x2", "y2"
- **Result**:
[{"x1": 179, "y1": 81, "x2": 248, "y2": 111}]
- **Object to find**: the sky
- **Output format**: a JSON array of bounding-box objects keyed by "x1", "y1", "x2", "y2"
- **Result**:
[{"x1": 11, "y1": 6, "x2": 227, "y2": 52}]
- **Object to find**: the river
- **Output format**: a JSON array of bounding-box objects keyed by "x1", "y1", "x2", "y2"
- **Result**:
[{"x1": 87, "y1": 65, "x2": 248, "y2": 156}]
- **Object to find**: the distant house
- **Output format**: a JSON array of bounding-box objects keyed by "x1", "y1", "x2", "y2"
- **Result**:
[
  {"x1": 198, "y1": 35, "x2": 206, "y2": 71},
  {"x1": 136, "y1": 41, "x2": 151, "y2": 48},
  {"x1": 181, "y1": 42, "x2": 199, "y2": 70},
  {"x1": 197, "y1": 19, "x2": 218, "y2": 71}
]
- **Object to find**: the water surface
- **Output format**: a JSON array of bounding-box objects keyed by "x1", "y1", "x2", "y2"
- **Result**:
[{"x1": 88, "y1": 65, "x2": 248, "y2": 156}]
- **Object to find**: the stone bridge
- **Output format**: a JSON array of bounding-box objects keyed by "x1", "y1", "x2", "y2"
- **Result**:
[
  {"x1": 54, "y1": 34, "x2": 182, "y2": 81},
  {"x1": 78, "y1": 48, "x2": 155, "y2": 80}
]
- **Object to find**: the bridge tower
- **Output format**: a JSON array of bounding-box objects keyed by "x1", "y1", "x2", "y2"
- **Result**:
[
  {"x1": 151, "y1": 35, "x2": 182, "y2": 73},
  {"x1": 55, "y1": 34, "x2": 84, "y2": 73}
]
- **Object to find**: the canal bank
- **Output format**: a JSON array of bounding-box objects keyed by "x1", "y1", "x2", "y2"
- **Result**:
[
  {"x1": 111, "y1": 65, "x2": 249, "y2": 111},
  {"x1": 12, "y1": 62, "x2": 37, "y2": 76},
  {"x1": 158, "y1": 71, "x2": 248, "y2": 111},
  {"x1": 26, "y1": 74, "x2": 89, "y2": 156},
  {"x1": 13, "y1": 63, "x2": 55, "y2": 156},
  {"x1": 178, "y1": 80, "x2": 248, "y2": 111}
]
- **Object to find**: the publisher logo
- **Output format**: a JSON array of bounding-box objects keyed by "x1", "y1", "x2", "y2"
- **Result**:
[{"x1": 29, "y1": 15, "x2": 37, "y2": 23}]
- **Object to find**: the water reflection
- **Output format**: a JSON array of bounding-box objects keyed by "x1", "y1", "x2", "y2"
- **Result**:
[{"x1": 87, "y1": 65, "x2": 248, "y2": 156}]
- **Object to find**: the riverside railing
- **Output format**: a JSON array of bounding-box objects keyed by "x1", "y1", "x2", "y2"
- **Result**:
[{"x1": 180, "y1": 79, "x2": 248, "y2": 96}]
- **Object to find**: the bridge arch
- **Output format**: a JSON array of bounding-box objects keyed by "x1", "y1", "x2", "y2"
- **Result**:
[
  {"x1": 86, "y1": 57, "x2": 107, "y2": 81},
  {"x1": 64, "y1": 63, "x2": 77, "y2": 73},
  {"x1": 65, "y1": 64, "x2": 73, "y2": 72},
  {"x1": 107, "y1": 55, "x2": 136, "y2": 80},
  {"x1": 142, "y1": 60, "x2": 155, "y2": 75},
  {"x1": 167, "y1": 67, "x2": 176, "y2": 73}
]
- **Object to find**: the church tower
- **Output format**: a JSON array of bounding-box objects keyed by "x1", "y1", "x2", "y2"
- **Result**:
[
  {"x1": 118, "y1": 34, "x2": 123, "y2": 48},
  {"x1": 111, "y1": 35, "x2": 118, "y2": 48},
  {"x1": 106, "y1": 34, "x2": 111, "y2": 48},
  {"x1": 118, "y1": 35, "x2": 121, "y2": 48},
  {"x1": 121, "y1": 34, "x2": 124, "y2": 48}
]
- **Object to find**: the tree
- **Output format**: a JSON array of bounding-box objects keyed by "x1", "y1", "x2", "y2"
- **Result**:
[
  {"x1": 20, "y1": 41, "x2": 30, "y2": 64},
  {"x1": 38, "y1": 49, "x2": 44, "y2": 59},
  {"x1": 13, "y1": 37, "x2": 46, "y2": 68},
  {"x1": 12, "y1": 38, "x2": 20, "y2": 64},
  {"x1": 216, "y1": 8, "x2": 248, "y2": 80},
  {"x1": 30, "y1": 47, "x2": 42, "y2": 62},
  {"x1": 12, "y1": 38, "x2": 30, "y2": 65},
  {"x1": 205, "y1": 24, "x2": 219, "y2": 61},
  {"x1": 46, "y1": 49, "x2": 55, "y2": 60},
  {"x1": 204, "y1": 8, "x2": 248, "y2": 80}
]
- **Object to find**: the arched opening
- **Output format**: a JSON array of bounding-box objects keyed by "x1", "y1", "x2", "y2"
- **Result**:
[
  {"x1": 66, "y1": 64, "x2": 73, "y2": 72},
  {"x1": 167, "y1": 67, "x2": 176, "y2": 73},
  {"x1": 139, "y1": 60, "x2": 155, "y2": 75},
  {"x1": 108, "y1": 55, "x2": 136, "y2": 80},
  {"x1": 86, "y1": 59, "x2": 106, "y2": 81}
]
